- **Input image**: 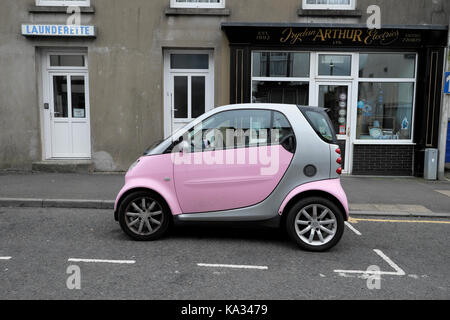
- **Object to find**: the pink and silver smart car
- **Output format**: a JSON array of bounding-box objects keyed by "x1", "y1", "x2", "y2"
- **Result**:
[{"x1": 114, "y1": 104, "x2": 349, "y2": 251}]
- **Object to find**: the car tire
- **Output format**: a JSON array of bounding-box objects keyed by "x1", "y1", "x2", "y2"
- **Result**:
[
  {"x1": 285, "y1": 197, "x2": 344, "y2": 252},
  {"x1": 118, "y1": 190, "x2": 171, "y2": 241}
]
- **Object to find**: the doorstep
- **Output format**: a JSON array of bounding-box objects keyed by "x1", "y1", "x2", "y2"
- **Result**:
[{"x1": 32, "y1": 160, "x2": 94, "y2": 174}]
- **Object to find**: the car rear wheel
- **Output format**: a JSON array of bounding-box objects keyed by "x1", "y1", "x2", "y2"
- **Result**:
[
  {"x1": 286, "y1": 197, "x2": 344, "y2": 252},
  {"x1": 118, "y1": 191, "x2": 171, "y2": 241}
]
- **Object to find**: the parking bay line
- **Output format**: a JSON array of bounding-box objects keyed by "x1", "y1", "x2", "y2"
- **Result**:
[
  {"x1": 334, "y1": 249, "x2": 406, "y2": 276},
  {"x1": 197, "y1": 263, "x2": 268, "y2": 270},
  {"x1": 0, "y1": 257, "x2": 12, "y2": 260},
  {"x1": 345, "y1": 221, "x2": 362, "y2": 235},
  {"x1": 351, "y1": 218, "x2": 450, "y2": 225},
  {"x1": 68, "y1": 258, "x2": 136, "y2": 264}
]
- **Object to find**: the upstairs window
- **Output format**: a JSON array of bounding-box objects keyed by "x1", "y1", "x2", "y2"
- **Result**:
[
  {"x1": 303, "y1": 0, "x2": 355, "y2": 10},
  {"x1": 170, "y1": 0, "x2": 225, "y2": 9},
  {"x1": 36, "y1": 0, "x2": 91, "y2": 6}
]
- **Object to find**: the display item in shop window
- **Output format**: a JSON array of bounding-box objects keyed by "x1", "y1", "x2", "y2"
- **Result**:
[
  {"x1": 369, "y1": 127, "x2": 383, "y2": 139},
  {"x1": 401, "y1": 116, "x2": 409, "y2": 130}
]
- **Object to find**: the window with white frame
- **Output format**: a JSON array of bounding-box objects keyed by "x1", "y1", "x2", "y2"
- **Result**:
[
  {"x1": 36, "y1": 0, "x2": 90, "y2": 6},
  {"x1": 356, "y1": 53, "x2": 417, "y2": 141},
  {"x1": 170, "y1": 0, "x2": 225, "y2": 9},
  {"x1": 303, "y1": 0, "x2": 355, "y2": 10},
  {"x1": 251, "y1": 51, "x2": 310, "y2": 105}
]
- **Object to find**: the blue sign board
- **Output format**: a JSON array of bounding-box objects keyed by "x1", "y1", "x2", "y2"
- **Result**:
[
  {"x1": 445, "y1": 72, "x2": 450, "y2": 94},
  {"x1": 21, "y1": 24, "x2": 96, "y2": 37}
]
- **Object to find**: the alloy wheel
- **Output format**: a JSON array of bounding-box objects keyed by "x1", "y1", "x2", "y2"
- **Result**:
[
  {"x1": 124, "y1": 197, "x2": 164, "y2": 236},
  {"x1": 294, "y1": 204, "x2": 337, "y2": 246}
]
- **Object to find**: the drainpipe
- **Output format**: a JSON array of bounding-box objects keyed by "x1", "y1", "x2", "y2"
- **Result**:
[{"x1": 437, "y1": 21, "x2": 449, "y2": 180}]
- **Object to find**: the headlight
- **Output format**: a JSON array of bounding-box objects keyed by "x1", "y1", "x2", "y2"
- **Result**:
[{"x1": 128, "y1": 159, "x2": 140, "y2": 172}]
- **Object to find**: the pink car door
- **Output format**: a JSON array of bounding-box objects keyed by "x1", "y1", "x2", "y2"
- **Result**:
[{"x1": 173, "y1": 109, "x2": 294, "y2": 214}]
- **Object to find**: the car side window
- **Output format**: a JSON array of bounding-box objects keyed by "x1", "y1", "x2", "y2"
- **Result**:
[
  {"x1": 186, "y1": 109, "x2": 272, "y2": 152},
  {"x1": 272, "y1": 111, "x2": 296, "y2": 153}
]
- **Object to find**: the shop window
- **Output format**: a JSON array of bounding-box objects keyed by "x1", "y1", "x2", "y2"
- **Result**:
[
  {"x1": 252, "y1": 81, "x2": 309, "y2": 105},
  {"x1": 170, "y1": 0, "x2": 225, "y2": 9},
  {"x1": 253, "y1": 52, "x2": 310, "y2": 78},
  {"x1": 356, "y1": 53, "x2": 416, "y2": 141},
  {"x1": 318, "y1": 54, "x2": 352, "y2": 76},
  {"x1": 359, "y1": 53, "x2": 416, "y2": 79},
  {"x1": 303, "y1": 0, "x2": 355, "y2": 10},
  {"x1": 251, "y1": 51, "x2": 310, "y2": 106},
  {"x1": 36, "y1": 0, "x2": 91, "y2": 6},
  {"x1": 357, "y1": 82, "x2": 415, "y2": 141}
]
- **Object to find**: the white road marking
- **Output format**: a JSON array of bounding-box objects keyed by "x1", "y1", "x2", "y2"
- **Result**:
[
  {"x1": 68, "y1": 258, "x2": 136, "y2": 264},
  {"x1": 334, "y1": 249, "x2": 405, "y2": 276},
  {"x1": 435, "y1": 190, "x2": 450, "y2": 198},
  {"x1": 373, "y1": 249, "x2": 406, "y2": 276},
  {"x1": 345, "y1": 221, "x2": 362, "y2": 236},
  {"x1": 0, "y1": 257, "x2": 12, "y2": 260},
  {"x1": 197, "y1": 263, "x2": 268, "y2": 270}
]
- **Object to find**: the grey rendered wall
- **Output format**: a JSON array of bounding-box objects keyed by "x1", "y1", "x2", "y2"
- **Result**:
[
  {"x1": 0, "y1": 0, "x2": 449, "y2": 171},
  {"x1": 0, "y1": 0, "x2": 40, "y2": 170}
]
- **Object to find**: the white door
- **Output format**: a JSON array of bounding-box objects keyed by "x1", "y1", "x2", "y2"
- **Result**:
[
  {"x1": 42, "y1": 51, "x2": 91, "y2": 159},
  {"x1": 313, "y1": 82, "x2": 353, "y2": 173},
  {"x1": 164, "y1": 50, "x2": 214, "y2": 137}
]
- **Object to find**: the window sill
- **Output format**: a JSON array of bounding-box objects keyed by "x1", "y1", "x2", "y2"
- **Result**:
[
  {"x1": 298, "y1": 9, "x2": 362, "y2": 17},
  {"x1": 29, "y1": 5, "x2": 95, "y2": 14},
  {"x1": 353, "y1": 141, "x2": 416, "y2": 145},
  {"x1": 165, "y1": 7, "x2": 230, "y2": 16}
]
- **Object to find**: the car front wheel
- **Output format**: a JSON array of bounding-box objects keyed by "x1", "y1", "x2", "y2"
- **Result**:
[
  {"x1": 118, "y1": 191, "x2": 171, "y2": 241},
  {"x1": 286, "y1": 197, "x2": 344, "y2": 252}
]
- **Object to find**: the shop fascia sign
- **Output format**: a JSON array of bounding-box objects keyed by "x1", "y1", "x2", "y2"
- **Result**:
[{"x1": 21, "y1": 24, "x2": 96, "y2": 37}]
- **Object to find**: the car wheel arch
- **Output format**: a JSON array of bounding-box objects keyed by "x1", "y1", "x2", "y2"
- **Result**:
[
  {"x1": 114, "y1": 187, "x2": 172, "y2": 221},
  {"x1": 279, "y1": 190, "x2": 348, "y2": 225}
]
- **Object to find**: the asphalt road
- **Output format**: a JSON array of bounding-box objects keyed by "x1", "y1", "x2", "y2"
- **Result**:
[{"x1": 0, "y1": 207, "x2": 449, "y2": 300}]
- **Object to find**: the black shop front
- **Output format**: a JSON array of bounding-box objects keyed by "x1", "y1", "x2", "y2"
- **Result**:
[{"x1": 222, "y1": 23, "x2": 448, "y2": 176}]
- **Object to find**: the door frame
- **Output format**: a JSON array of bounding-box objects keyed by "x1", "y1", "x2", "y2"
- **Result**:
[
  {"x1": 163, "y1": 49, "x2": 214, "y2": 138},
  {"x1": 311, "y1": 81, "x2": 354, "y2": 173},
  {"x1": 310, "y1": 52, "x2": 359, "y2": 174},
  {"x1": 41, "y1": 49, "x2": 91, "y2": 159}
]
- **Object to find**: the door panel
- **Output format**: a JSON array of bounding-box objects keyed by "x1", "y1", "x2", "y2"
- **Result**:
[
  {"x1": 174, "y1": 145, "x2": 293, "y2": 213},
  {"x1": 52, "y1": 122, "x2": 71, "y2": 156},
  {"x1": 49, "y1": 73, "x2": 90, "y2": 158}
]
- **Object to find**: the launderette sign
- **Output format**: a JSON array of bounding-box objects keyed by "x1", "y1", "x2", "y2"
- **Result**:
[{"x1": 21, "y1": 24, "x2": 96, "y2": 37}]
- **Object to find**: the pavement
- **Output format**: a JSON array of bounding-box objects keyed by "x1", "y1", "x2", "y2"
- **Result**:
[
  {"x1": 0, "y1": 171, "x2": 449, "y2": 216},
  {"x1": 0, "y1": 207, "x2": 449, "y2": 299}
]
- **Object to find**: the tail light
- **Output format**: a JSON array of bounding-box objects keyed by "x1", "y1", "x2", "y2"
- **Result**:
[
  {"x1": 335, "y1": 148, "x2": 341, "y2": 155},
  {"x1": 336, "y1": 167, "x2": 342, "y2": 175},
  {"x1": 336, "y1": 157, "x2": 342, "y2": 165}
]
